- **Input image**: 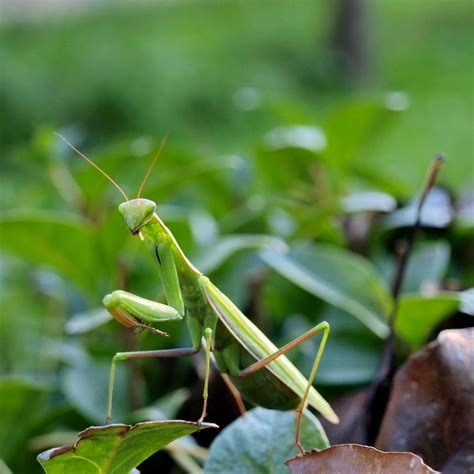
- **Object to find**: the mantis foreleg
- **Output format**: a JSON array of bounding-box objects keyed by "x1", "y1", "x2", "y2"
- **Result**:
[
  {"x1": 103, "y1": 288, "x2": 214, "y2": 425},
  {"x1": 103, "y1": 290, "x2": 183, "y2": 335}
]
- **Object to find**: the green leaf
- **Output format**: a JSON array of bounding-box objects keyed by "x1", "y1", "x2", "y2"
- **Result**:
[
  {"x1": 401, "y1": 241, "x2": 450, "y2": 293},
  {"x1": 323, "y1": 95, "x2": 406, "y2": 171},
  {"x1": 37, "y1": 420, "x2": 217, "y2": 474},
  {"x1": 370, "y1": 242, "x2": 453, "y2": 294},
  {"x1": 396, "y1": 292, "x2": 461, "y2": 350},
  {"x1": 210, "y1": 252, "x2": 264, "y2": 308},
  {"x1": 263, "y1": 125, "x2": 327, "y2": 152},
  {"x1": 62, "y1": 361, "x2": 129, "y2": 424},
  {"x1": 0, "y1": 211, "x2": 99, "y2": 295},
  {"x1": 65, "y1": 309, "x2": 112, "y2": 335},
  {"x1": 204, "y1": 408, "x2": 328, "y2": 474},
  {"x1": 261, "y1": 244, "x2": 392, "y2": 338},
  {"x1": 0, "y1": 459, "x2": 13, "y2": 474},
  {"x1": 313, "y1": 308, "x2": 383, "y2": 385},
  {"x1": 378, "y1": 188, "x2": 453, "y2": 232},
  {"x1": 341, "y1": 191, "x2": 397, "y2": 214},
  {"x1": 460, "y1": 288, "x2": 474, "y2": 315},
  {"x1": 254, "y1": 129, "x2": 325, "y2": 195},
  {"x1": 455, "y1": 190, "x2": 474, "y2": 232},
  {"x1": 279, "y1": 310, "x2": 382, "y2": 386},
  {"x1": 0, "y1": 377, "x2": 49, "y2": 463},
  {"x1": 195, "y1": 234, "x2": 287, "y2": 274},
  {"x1": 133, "y1": 388, "x2": 190, "y2": 422}
]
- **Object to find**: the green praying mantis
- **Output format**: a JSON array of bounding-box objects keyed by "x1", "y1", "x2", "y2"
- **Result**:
[{"x1": 55, "y1": 133, "x2": 339, "y2": 453}]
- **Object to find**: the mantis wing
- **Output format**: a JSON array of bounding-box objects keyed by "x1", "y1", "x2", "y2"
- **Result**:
[{"x1": 204, "y1": 280, "x2": 339, "y2": 424}]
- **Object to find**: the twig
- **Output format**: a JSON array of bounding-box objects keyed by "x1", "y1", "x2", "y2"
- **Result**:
[
  {"x1": 389, "y1": 154, "x2": 445, "y2": 324},
  {"x1": 365, "y1": 154, "x2": 445, "y2": 443}
]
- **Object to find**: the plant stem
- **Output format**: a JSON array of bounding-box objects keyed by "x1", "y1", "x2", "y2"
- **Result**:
[{"x1": 366, "y1": 153, "x2": 445, "y2": 443}]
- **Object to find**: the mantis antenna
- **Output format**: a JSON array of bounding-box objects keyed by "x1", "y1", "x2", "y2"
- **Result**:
[
  {"x1": 136, "y1": 136, "x2": 167, "y2": 199},
  {"x1": 54, "y1": 132, "x2": 129, "y2": 201}
]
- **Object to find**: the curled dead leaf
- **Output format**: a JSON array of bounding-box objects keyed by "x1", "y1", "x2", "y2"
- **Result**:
[
  {"x1": 376, "y1": 328, "x2": 474, "y2": 473},
  {"x1": 285, "y1": 444, "x2": 438, "y2": 473}
]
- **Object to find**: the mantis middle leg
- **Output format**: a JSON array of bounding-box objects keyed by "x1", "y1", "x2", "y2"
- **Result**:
[
  {"x1": 106, "y1": 347, "x2": 198, "y2": 424},
  {"x1": 196, "y1": 327, "x2": 213, "y2": 425},
  {"x1": 106, "y1": 328, "x2": 215, "y2": 425}
]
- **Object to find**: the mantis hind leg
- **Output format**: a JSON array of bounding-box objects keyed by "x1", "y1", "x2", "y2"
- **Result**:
[
  {"x1": 237, "y1": 321, "x2": 330, "y2": 454},
  {"x1": 106, "y1": 347, "x2": 198, "y2": 424},
  {"x1": 219, "y1": 373, "x2": 247, "y2": 417},
  {"x1": 294, "y1": 322, "x2": 330, "y2": 454}
]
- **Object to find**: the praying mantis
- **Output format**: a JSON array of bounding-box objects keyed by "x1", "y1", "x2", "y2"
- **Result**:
[{"x1": 55, "y1": 133, "x2": 339, "y2": 453}]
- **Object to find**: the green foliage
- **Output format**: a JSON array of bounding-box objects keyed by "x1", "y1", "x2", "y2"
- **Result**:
[
  {"x1": 312, "y1": 308, "x2": 383, "y2": 386},
  {"x1": 0, "y1": 211, "x2": 101, "y2": 296},
  {"x1": 396, "y1": 293, "x2": 462, "y2": 350},
  {"x1": 0, "y1": 378, "x2": 49, "y2": 464},
  {"x1": 37, "y1": 420, "x2": 216, "y2": 474},
  {"x1": 205, "y1": 408, "x2": 328, "y2": 474},
  {"x1": 0, "y1": 2, "x2": 472, "y2": 472},
  {"x1": 261, "y1": 244, "x2": 392, "y2": 338},
  {"x1": 1, "y1": 110, "x2": 470, "y2": 472},
  {"x1": 62, "y1": 361, "x2": 129, "y2": 425},
  {"x1": 399, "y1": 241, "x2": 451, "y2": 293}
]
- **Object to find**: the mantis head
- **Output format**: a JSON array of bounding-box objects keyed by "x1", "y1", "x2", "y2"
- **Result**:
[
  {"x1": 119, "y1": 199, "x2": 156, "y2": 235},
  {"x1": 53, "y1": 132, "x2": 167, "y2": 235}
]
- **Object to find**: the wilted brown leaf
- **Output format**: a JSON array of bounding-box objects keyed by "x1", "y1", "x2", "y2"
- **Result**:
[
  {"x1": 376, "y1": 328, "x2": 474, "y2": 473},
  {"x1": 286, "y1": 444, "x2": 438, "y2": 473}
]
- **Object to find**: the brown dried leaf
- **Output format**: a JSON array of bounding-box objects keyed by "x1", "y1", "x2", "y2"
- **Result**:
[
  {"x1": 286, "y1": 444, "x2": 438, "y2": 473},
  {"x1": 376, "y1": 328, "x2": 474, "y2": 473}
]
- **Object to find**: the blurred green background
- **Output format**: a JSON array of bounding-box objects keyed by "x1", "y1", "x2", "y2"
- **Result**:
[{"x1": 0, "y1": 0, "x2": 473, "y2": 472}]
